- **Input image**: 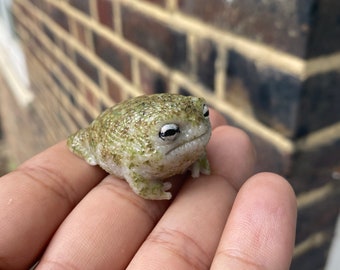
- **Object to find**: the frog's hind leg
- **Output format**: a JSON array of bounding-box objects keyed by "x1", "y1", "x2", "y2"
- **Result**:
[
  {"x1": 67, "y1": 129, "x2": 98, "y2": 166},
  {"x1": 125, "y1": 172, "x2": 172, "y2": 200}
]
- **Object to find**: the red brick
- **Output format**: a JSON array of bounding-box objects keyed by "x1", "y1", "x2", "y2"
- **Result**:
[
  {"x1": 196, "y1": 39, "x2": 217, "y2": 90},
  {"x1": 60, "y1": 63, "x2": 77, "y2": 86},
  {"x1": 178, "y1": 87, "x2": 192, "y2": 96},
  {"x1": 42, "y1": 23, "x2": 57, "y2": 43},
  {"x1": 69, "y1": 0, "x2": 90, "y2": 15},
  {"x1": 44, "y1": 3, "x2": 69, "y2": 32},
  {"x1": 106, "y1": 77, "x2": 122, "y2": 103},
  {"x1": 73, "y1": 20, "x2": 89, "y2": 47},
  {"x1": 96, "y1": 0, "x2": 114, "y2": 29},
  {"x1": 291, "y1": 234, "x2": 333, "y2": 270},
  {"x1": 16, "y1": 1, "x2": 36, "y2": 22},
  {"x1": 82, "y1": 108, "x2": 94, "y2": 123},
  {"x1": 305, "y1": 0, "x2": 340, "y2": 58},
  {"x1": 121, "y1": 6, "x2": 187, "y2": 70},
  {"x1": 139, "y1": 63, "x2": 168, "y2": 94},
  {"x1": 31, "y1": 0, "x2": 46, "y2": 9},
  {"x1": 225, "y1": 116, "x2": 292, "y2": 176},
  {"x1": 93, "y1": 32, "x2": 132, "y2": 80},
  {"x1": 226, "y1": 50, "x2": 301, "y2": 138},
  {"x1": 296, "y1": 71, "x2": 340, "y2": 136},
  {"x1": 84, "y1": 86, "x2": 96, "y2": 107},
  {"x1": 178, "y1": 0, "x2": 311, "y2": 58},
  {"x1": 74, "y1": 52, "x2": 99, "y2": 84},
  {"x1": 296, "y1": 191, "x2": 339, "y2": 243},
  {"x1": 290, "y1": 137, "x2": 340, "y2": 193}
]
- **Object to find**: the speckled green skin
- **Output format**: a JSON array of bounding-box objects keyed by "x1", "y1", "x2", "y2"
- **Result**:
[{"x1": 67, "y1": 94, "x2": 211, "y2": 200}]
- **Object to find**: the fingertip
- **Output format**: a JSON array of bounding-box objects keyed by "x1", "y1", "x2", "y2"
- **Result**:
[
  {"x1": 248, "y1": 172, "x2": 297, "y2": 211},
  {"x1": 208, "y1": 126, "x2": 256, "y2": 190},
  {"x1": 241, "y1": 172, "x2": 297, "y2": 266},
  {"x1": 241, "y1": 172, "x2": 297, "y2": 235},
  {"x1": 212, "y1": 172, "x2": 297, "y2": 270}
]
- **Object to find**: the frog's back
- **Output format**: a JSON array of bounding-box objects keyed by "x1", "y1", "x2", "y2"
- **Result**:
[{"x1": 67, "y1": 94, "x2": 181, "y2": 171}]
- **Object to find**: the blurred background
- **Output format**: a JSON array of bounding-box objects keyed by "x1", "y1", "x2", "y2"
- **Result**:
[{"x1": 0, "y1": 0, "x2": 339, "y2": 269}]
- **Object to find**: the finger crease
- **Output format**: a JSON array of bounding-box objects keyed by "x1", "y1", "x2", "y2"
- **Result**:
[
  {"x1": 100, "y1": 181, "x2": 163, "y2": 224},
  {"x1": 211, "y1": 172, "x2": 239, "y2": 192},
  {"x1": 216, "y1": 247, "x2": 264, "y2": 269},
  {"x1": 37, "y1": 259, "x2": 80, "y2": 270},
  {"x1": 148, "y1": 227, "x2": 210, "y2": 269},
  {"x1": 18, "y1": 165, "x2": 77, "y2": 209}
]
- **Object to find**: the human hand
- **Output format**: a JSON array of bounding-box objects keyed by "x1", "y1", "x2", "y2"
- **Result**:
[{"x1": 0, "y1": 110, "x2": 296, "y2": 270}]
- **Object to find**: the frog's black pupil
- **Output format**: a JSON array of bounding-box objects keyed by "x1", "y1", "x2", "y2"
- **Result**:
[
  {"x1": 163, "y1": 128, "x2": 179, "y2": 137},
  {"x1": 159, "y1": 123, "x2": 181, "y2": 141},
  {"x1": 203, "y1": 105, "x2": 209, "y2": 117}
]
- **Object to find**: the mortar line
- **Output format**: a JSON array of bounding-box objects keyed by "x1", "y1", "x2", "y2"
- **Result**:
[
  {"x1": 187, "y1": 33, "x2": 197, "y2": 80},
  {"x1": 171, "y1": 71, "x2": 295, "y2": 153},
  {"x1": 17, "y1": 1, "x2": 340, "y2": 151},
  {"x1": 124, "y1": 0, "x2": 340, "y2": 78},
  {"x1": 167, "y1": 0, "x2": 178, "y2": 12},
  {"x1": 296, "y1": 121, "x2": 340, "y2": 151},
  {"x1": 52, "y1": 0, "x2": 340, "y2": 149},
  {"x1": 27, "y1": 52, "x2": 81, "y2": 135},
  {"x1": 131, "y1": 57, "x2": 141, "y2": 88},
  {"x1": 13, "y1": 5, "x2": 112, "y2": 112},
  {"x1": 40, "y1": 16, "x2": 142, "y2": 98},
  {"x1": 19, "y1": 1, "x2": 143, "y2": 99},
  {"x1": 13, "y1": 6, "x2": 104, "y2": 103},
  {"x1": 215, "y1": 44, "x2": 227, "y2": 99},
  {"x1": 297, "y1": 182, "x2": 338, "y2": 209},
  {"x1": 294, "y1": 231, "x2": 331, "y2": 258},
  {"x1": 118, "y1": 0, "x2": 305, "y2": 77},
  {"x1": 113, "y1": 0, "x2": 122, "y2": 35},
  {"x1": 306, "y1": 52, "x2": 340, "y2": 77},
  {"x1": 45, "y1": 0, "x2": 170, "y2": 76},
  {"x1": 14, "y1": 2, "x2": 295, "y2": 152},
  {"x1": 89, "y1": 0, "x2": 98, "y2": 21},
  {"x1": 20, "y1": 23, "x2": 98, "y2": 120}
]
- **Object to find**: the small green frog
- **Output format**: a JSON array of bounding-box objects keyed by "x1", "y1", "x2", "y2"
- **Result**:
[{"x1": 67, "y1": 94, "x2": 211, "y2": 200}]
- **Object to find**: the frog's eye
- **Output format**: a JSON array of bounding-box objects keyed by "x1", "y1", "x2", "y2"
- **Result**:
[
  {"x1": 159, "y1": 124, "x2": 180, "y2": 141},
  {"x1": 203, "y1": 104, "x2": 209, "y2": 118}
]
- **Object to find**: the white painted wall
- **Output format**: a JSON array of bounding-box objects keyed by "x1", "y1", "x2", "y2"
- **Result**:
[
  {"x1": 325, "y1": 215, "x2": 340, "y2": 270},
  {"x1": 0, "y1": 0, "x2": 33, "y2": 106}
]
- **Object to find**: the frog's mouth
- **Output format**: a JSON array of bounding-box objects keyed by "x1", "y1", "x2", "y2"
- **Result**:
[{"x1": 165, "y1": 131, "x2": 210, "y2": 156}]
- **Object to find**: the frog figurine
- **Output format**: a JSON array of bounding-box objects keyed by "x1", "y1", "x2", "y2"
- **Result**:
[{"x1": 67, "y1": 93, "x2": 211, "y2": 200}]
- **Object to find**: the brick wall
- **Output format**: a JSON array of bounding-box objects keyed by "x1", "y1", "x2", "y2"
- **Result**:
[{"x1": 3, "y1": 0, "x2": 340, "y2": 268}]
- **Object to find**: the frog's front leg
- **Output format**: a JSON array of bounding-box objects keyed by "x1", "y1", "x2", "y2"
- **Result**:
[
  {"x1": 125, "y1": 172, "x2": 172, "y2": 200},
  {"x1": 190, "y1": 153, "x2": 210, "y2": 178}
]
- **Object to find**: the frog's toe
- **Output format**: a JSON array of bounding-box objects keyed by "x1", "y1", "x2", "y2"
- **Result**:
[
  {"x1": 140, "y1": 191, "x2": 172, "y2": 200},
  {"x1": 126, "y1": 173, "x2": 172, "y2": 200},
  {"x1": 86, "y1": 156, "x2": 98, "y2": 166},
  {"x1": 139, "y1": 188, "x2": 172, "y2": 200},
  {"x1": 163, "y1": 181, "x2": 172, "y2": 191},
  {"x1": 156, "y1": 191, "x2": 172, "y2": 200},
  {"x1": 142, "y1": 180, "x2": 172, "y2": 200},
  {"x1": 190, "y1": 153, "x2": 210, "y2": 178}
]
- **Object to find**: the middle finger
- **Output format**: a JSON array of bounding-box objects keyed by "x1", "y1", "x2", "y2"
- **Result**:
[
  {"x1": 127, "y1": 126, "x2": 255, "y2": 269},
  {"x1": 36, "y1": 175, "x2": 174, "y2": 269}
]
